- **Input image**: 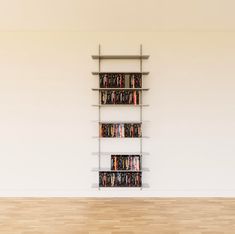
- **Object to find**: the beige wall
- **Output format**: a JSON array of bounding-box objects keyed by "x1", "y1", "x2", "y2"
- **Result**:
[
  {"x1": 0, "y1": 32, "x2": 235, "y2": 196},
  {"x1": 1, "y1": 0, "x2": 235, "y2": 31}
]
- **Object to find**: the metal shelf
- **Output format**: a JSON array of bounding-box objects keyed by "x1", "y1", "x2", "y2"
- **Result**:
[
  {"x1": 92, "y1": 120, "x2": 150, "y2": 124},
  {"x1": 92, "y1": 183, "x2": 149, "y2": 189},
  {"x1": 92, "y1": 168, "x2": 149, "y2": 172},
  {"x1": 92, "y1": 136, "x2": 149, "y2": 139},
  {"x1": 92, "y1": 104, "x2": 149, "y2": 107},
  {"x1": 92, "y1": 88, "x2": 149, "y2": 91},
  {"x1": 92, "y1": 55, "x2": 149, "y2": 60},
  {"x1": 92, "y1": 152, "x2": 149, "y2": 156},
  {"x1": 92, "y1": 71, "x2": 149, "y2": 75}
]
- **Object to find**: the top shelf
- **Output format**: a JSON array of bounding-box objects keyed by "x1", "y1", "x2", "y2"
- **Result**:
[
  {"x1": 92, "y1": 71, "x2": 149, "y2": 75},
  {"x1": 92, "y1": 55, "x2": 149, "y2": 60}
]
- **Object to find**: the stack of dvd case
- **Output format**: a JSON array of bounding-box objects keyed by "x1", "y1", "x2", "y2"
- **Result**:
[
  {"x1": 99, "y1": 73, "x2": 142, "y2": 88},
  {"x1": 100, "y1": 123, "x2": 142, "y2": 138}
]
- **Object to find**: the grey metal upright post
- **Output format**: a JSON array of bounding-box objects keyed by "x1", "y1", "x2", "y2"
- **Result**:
[
  {"x1": 140, "y1": 44, "x2": 143, "y2": 190},
  {"x1": 98, "y1": 44, "x2": 101, "y2": 190}
]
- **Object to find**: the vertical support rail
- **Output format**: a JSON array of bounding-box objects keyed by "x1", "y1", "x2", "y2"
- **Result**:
[
  {"x1": 140, "y1": 44, "x2": 143, "y2": 190},
  {"x1": 98, "y1": 44, "x2": 101, "y2": 190}
]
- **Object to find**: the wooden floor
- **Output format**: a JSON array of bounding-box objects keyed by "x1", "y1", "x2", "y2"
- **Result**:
[{"x1": 0, "y1": 198, "x2": 235, "y2": 234}]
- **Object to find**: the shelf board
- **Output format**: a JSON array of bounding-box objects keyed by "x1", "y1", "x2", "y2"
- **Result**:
[
  {"x1": 92, "y1": 104, "x2": 149, "y2": 107},
  {"x1": 92, "y1": 152, "x2": 149, "y2": 156},
  {"x1": 92, "y1": 55, "x2": 149, "y2": 60},
  {"x1": 92, "y1": 71, "x2": 149, "y2": 75},
  {"x1": 92, "y1": 88, "x2": 149, "y2": 91},
  {"x1": 92, "y1": 168, "x2": 149, "y2": 172},
  {"x1": 92, "y1": 120, "x2": 149, "y2": 124},
  {"x1": 92, "y1": 136, "x2": 149, "y2": 139},
  {"x1": 92, "y1": 183, "x2": 149, "y2": 189}
]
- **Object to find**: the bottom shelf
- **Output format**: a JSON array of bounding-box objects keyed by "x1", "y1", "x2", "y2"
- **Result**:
[{"x1": 92, "y1": 183, "x2": 149, "y2": 189}]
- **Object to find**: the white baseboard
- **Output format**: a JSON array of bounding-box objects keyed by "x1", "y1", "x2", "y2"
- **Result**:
[{"x1": 0, "y1": 189, "x2": 235, "y2": 197}]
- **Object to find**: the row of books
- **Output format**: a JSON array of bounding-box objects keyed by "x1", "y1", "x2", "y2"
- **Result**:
[
  {"x1": 99, "y1": 73, "x2": 142, "y2": 88},
  {"x1": 100, "y1": 123, "x2": 142, "y2": 138},
  {"x1": 99, "y1": 172, "x2": 142, "y2": 187},
  {"x1": 100, "y1": 90, "x2": 140, "y2": 105},
  {"x1": 111, "y1": 155, "x2": 141, "y2": 171}
]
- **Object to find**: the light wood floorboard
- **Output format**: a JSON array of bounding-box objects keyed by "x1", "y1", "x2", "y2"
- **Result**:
[{"x1": 0, "y1": 198, "x2": 235, "y2": 234}]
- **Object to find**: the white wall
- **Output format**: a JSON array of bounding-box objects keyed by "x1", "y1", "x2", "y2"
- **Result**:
[{"x1": 0, "y1": 32, "x2": 235, "y2": 196}]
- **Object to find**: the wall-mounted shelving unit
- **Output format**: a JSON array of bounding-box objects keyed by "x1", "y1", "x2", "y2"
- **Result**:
[{"x1": 92, "y1": 45, "x2": 150, "y2": 189}]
